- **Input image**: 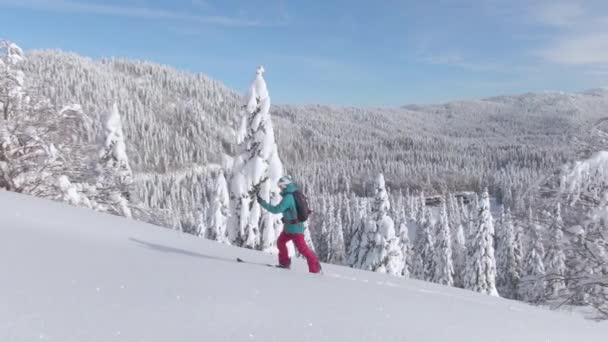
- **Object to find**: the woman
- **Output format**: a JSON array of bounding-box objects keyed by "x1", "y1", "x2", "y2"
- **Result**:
[{"x1": 257, "y1": 176, "x2": 321, "y2": 273}]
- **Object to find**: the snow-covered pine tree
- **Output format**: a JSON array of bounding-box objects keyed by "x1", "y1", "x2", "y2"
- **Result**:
[
  {"x1": 519, "y1": 208, "x2": 546, "y2": 303},
  {"x1": 205, "y1": 170, "x2": 230, "y2": 243},
  {"x1": 556, "y1": 151, "x2": 608, "y2": 316},
  {"x1": 544, "y1": 202, "x2": 567, "y2": 298},
  {"x1": 395, "y1": 192, "x2": 412, "y2": 277},
  {"x1": 0, "y1": 40, "x2": 25, "y2": 121},
  {"x1": 97, "y1": 102, "x2": 133, "y2": 218},
  {"x1": 496, "y1": 207, "x2": 522, "y2": 299},
  {"x1": 408, "y1": 192, "x2": 417, "y2": 221},
  {"x1": 433, "y1": 199, "x2": 454, "y2": 286},
  {"x1": 340, "y1": 192, "x2": 353, "y2": 245},
  {"x1": 315, "y1": 196, "x2": 331, "y2": 261},
  {"x1": 398, "y1": 219, "x2": 412, "y2": 277},
  {"x1": 343, "y1": 192, "x2": 357, "y2": 251},
  {"x1": 326, "y1": 197, "x2": 346, "y2": 264},
  {"x1": 347, "y1": 197, "x2": 368, "y2": 267},
  {"x1": 452, "y1": 198, "x2": 467, "y2": 288},
  {"x1": 1, "y1": 42, "x2": 81, "y2": 199},
  {"x1": 99, "y1": 103, "x2": 132, "y2": 183},
  {"x1": 196, "y1": 207, "x2": 208, "y2": 237},
  {"x1": 413, "y1": 200, "x2": 435, "y2": 281},
  {"x1": 464, "y1": 189, "x2": 499, "y2": 296},
  {"x1": 355, "y1": 174, "x2": 404, "y2": 275},
  {"x1": 227, "y1": 66, "x2": 284, "y2": 251}
]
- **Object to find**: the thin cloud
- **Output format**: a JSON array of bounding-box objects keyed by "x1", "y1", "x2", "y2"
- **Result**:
[
  {"x1": 0, "y1": 0, "x2": 263, "y2": 27},
  {"x1": 533, "y1": 2, "x2": 585, "y2": 28},
  {"x1": 540, "y1": 33, "x2": 608, "y2": 65},
  {"x1": 419, "y1": 53, "x2": 503, "y2": 72},
  {"x1": 265, "y1": 52, "x2": 375, "y2": 81},
  {"x1": 533, "y1": 1, "x2": 608, "y2": 65}
]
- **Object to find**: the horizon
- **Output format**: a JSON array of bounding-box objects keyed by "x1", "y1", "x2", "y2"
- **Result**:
[{"x1": 1, "y1": 0, "x2": 607, "y2": 106}]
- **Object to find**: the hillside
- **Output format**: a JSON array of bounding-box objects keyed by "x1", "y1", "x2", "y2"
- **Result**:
[
  {"x1": 20, "y1": 50, "x2": 608, "y2": 230},
  {"x1": 1, "y1": 190, "x2": 607, "y2": 342}
]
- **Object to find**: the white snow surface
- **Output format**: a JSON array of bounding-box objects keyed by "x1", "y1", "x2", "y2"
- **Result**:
[{"x1": 1, "y1": 191, "x2": 607, "y2": 342}]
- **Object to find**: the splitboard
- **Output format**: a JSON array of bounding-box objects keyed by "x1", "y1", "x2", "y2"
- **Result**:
[{"x1": 236, "y1": 257, "x2": 289, "y2": 269}]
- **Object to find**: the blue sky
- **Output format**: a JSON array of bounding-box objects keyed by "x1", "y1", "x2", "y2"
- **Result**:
[{"x1": 1, "y1": 0, "x2": 607, "y2": 106}]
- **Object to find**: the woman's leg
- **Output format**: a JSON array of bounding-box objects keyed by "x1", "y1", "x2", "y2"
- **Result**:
[
  {"x1": 276, "y1": 231, "x2": 292, "y2": 267},
  {"x1": 292, "y1": 234, "x2": 321, "y2": 273}
]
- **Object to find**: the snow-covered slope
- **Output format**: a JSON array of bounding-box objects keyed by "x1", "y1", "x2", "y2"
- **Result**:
[{"x1": 1, "y1": 192, "x2": 606, "y2": 342}]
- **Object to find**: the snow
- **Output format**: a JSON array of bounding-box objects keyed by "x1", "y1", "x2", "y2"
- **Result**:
[{"x1": 1, "y1": 191, "x2": 607, "y2": 342}]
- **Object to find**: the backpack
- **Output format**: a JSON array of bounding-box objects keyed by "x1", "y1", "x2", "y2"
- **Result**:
[{"x1": 285, "y1": 191, "x2": 312, "y2": 223}]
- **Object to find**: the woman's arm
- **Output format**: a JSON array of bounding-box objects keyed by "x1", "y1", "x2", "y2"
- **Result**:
[{"x1": 258, "y1": 195, "x2": 291, "y2": 214}]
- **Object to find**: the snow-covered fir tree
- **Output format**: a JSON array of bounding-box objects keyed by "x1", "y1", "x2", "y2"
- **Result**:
[
  {"x1": 496, "y1": 207, "x2": 523, "y2": 299},
  {"x1": 464, "y1": 189, "x2": 499, "y2": 296},
  {"x1": 97, "y1": 102, "x2": 133, "y2": 218},
  {"x1": 432, "y1": 199, "x2": 454, "y2": 286},
  {"x1": 544, "y1": 202, "x2": 567, "y2": 298},
  {"x1": 354, "y1": 174, "x2": 404, "y2": 275},
  {"x1": 347, "y1": 197, "x2": 368, "y2": 267},
  {"x1": 0, "y1": 41, "x2": 25, "y2": 122},
  {"x1": 451, "y1": 199, "x2": 467, "y2": 288},
  {"x1": 398, "y1": 220, "x2": 412, "y2": 277},
  {"x1": 413, "y1": 197, "x2": 435, "y2": 281},
  {"x1": 556, "y1": 151, "x2": 608, "y2": 316},
  {"x1": 99, "y1": 103, "x2": 132, "y2": 183},
  {"x1": 326, "y1": 198, "x2": 346, "y2": 264},
  {"x1": 519, "y1": 208, "x2": 546, "y2": 303},
  {"x1": 227, "y1": 66, "x2": 284, "y2": 251},
  {"x1": 395, "y1": 193, "x2": 412, "y2": 277},
  {"x1": 205, "y1": 170, "x2": 230, "y2": 243}
]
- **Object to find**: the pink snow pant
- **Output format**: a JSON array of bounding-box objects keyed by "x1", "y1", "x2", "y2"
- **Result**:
[{"x1": 277, "y1": 231, "x2": 321, "y2": 273}]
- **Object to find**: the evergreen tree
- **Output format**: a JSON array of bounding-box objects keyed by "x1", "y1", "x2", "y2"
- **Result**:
[
  {"x1": 464, "y1": 189, "x2": 499, "y2": 296},
  {"x1": 98, "y1": 102, "x2": 133, "y2": 218},
  {"x1": 355, "y1": 174, "x2": 403, "y2": 275},
  {"x1": 327, "y1": 198, "x2": 346, "y2": 264},
  {"x1": 519, "y1": 209, "x2": 546, "y2": 303},
  {"x1": 347, "y1": 197, "x2": 368, "y2": 267},
  {"x1": 544, "y1": 203, "x2": 567, "y2": 298},
  {"x1": 227, "y1": 66, "x2": 284, "y2": 250},
  {"x1": 398, "y1": 220, "x2": 412, "y2": 277},
  {"x1": 496, "y1": 207, "x2": 522, "y2": 299},
  {"x1": 205, "y1": 170, "x2": 230, "y2": 243},
  {"x1": 433, "y1": 199, "x2": 454, "y2": 286},
  {"x1": 413, "y1": 203, "x2": 435, "y2": 281}
]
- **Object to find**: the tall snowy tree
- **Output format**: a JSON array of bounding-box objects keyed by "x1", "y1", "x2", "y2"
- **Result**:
[
  {"x1": 205, "y1": 170, "x2": 230, "y2": 243},
  {"x1": 464, "y1": 189, "x2": 499, "y2": 296},
  {"x1": 99, "y1": 103, "x2": 132, "y2": 183},
  {"x1": 326, "y1": 198, "x2": 346, "y2": 264},
  {"x1": 227, "y1": 66, "x2": 284, "y2": 251},
  {"x1": 355, "y1": 174, "x2": 404, "y2": 275},
  {"x1": 347, "y1": 197, "x2": 368, "y2": 267},
  {"x1": 451, "y1": 199, "x2": 467, "y2": 288},
  {"x1": 520, "y1": 210, "x2": 546, "y2": 303},
  {"x1": 433, "y1": 199, "x2": 454, "y2": 286},
  {"x1": 554, "y1": 151, "x2": 608, "y2": 316},
  {"x1": 0, "y1": 40, "x2": 24, "y2": 121},
  {"x1": 544, "y1": 202, "x2": 567, "y2": 298},
  {"x1": 398, "y1": 220, "x2": 412, "y2": 277},
  {"x1": 413, "y1": 201, "x2": 435, "y2": 281},
  {"x1": 98, "y1": 102, "x2": 133, "y2": 218},
  {"x1": 496, "y1": 207, "x2": 522, "y2": 299}
]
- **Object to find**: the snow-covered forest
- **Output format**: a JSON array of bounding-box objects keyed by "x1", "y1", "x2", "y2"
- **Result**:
[{"x1": 3, "y1": 40, "x2": 608, "y2": 319}]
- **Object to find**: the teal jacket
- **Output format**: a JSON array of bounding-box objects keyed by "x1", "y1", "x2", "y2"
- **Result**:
[{"x1": 258, "y1": 183, "x2": 305, "y2": 234}]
